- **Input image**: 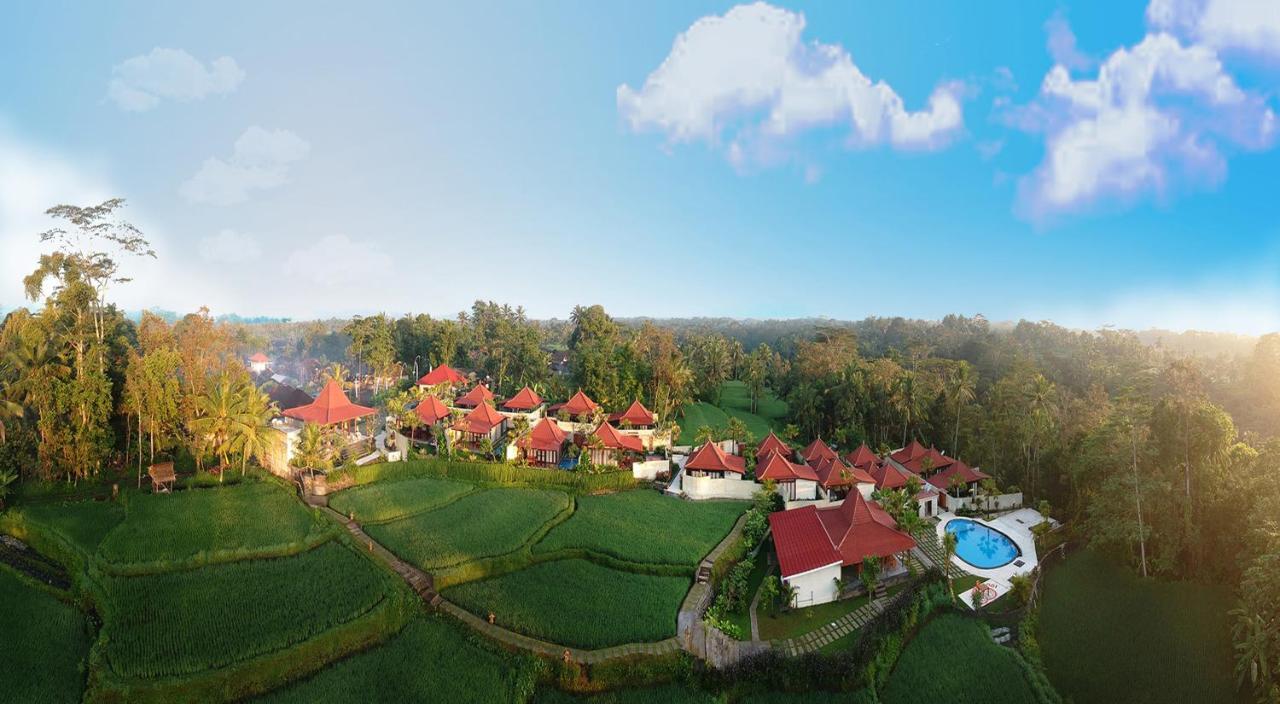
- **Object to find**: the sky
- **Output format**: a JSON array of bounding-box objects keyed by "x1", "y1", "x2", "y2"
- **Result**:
[{"x1": 1, "y1": 0, "x2": 1279, "y2": 332}]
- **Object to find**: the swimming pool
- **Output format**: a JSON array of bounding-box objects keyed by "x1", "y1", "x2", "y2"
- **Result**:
[{"x1": 945, "y1": 518, "x2": 1021, "y2": 569}]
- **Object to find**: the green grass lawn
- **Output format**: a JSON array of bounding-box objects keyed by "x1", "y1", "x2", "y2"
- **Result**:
[
  {"x1": 534, "y1": 490, "x2": 746, "y2": 566},
  {"x1": 255, "y1": 615, "x2": 537, "y2": 703},
  {"x1": 100, "y1": 541, "x2": 389, "y2": 679},
  {"x1": 757, "y1": 591, "x2": 874, "y2": 642},
  {"x1": 0, "y1": 566, "x2": 90, "y2": 703},
  {"x1": 328, "y1": 475, "x2": 475, "y2": 524},
  {"x1": 443, "y1": 558, "x2": 691, "y2": 648},
  {"x1": 533, "y1": 685, "x2": 718, "y2": 703},
  {"x1": 368, "y1": 487, "x2": 570, "y2": 570},
  {"x1": 97, "y1": 482, "x2": 324, "y2": 565},
  {"x1": 881, "y1": 614, "x2": 1042, "y2": 704},
  {"x1": 676, "y1": 381, "x2": 789, "y2": 446},
  {"x1": 15, "y1": 499, "x2": 125, "y2": 555},
  {"x1": 1040, "y1": 550, "x2": 1245, "y2": 704}
]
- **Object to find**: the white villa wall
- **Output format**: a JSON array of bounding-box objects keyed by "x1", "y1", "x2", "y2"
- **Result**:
[
  {"x1": 794, "y1": 479, "x2": 818, "y2": 500},
  {"x1": 783, "y1": 563, "x2": 842, "y2": 608},
  {"x1": 856, "y1": 482, "x2": 875, "y2": 500},
  {"x1": 917, "y1": 494, "x2": 939, "y2": 518},
  {"x1": 949, "y1": 492, "x2": 1023, "y2": 512},
  {"x1": 632, "y1": 458, "x2": 669, "y2": 480},
  {"x1": 684, "y1": 473, "x2": 757, "y2": 500}
]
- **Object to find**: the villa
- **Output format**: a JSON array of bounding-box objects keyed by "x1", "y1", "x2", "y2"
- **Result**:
[
  {"x1": 800, "y1": 438, "x2": 839, "y2": 464},
  {"x1": 517, "y1": 417, "x2": 566, "y2": 466},
  {"x1": 500, "y1": 386, "x2": 545, "y2": 417},
  {"x1": 756, "y1": 431, "x2": 790, "y2": 460},
  {"x1": 416, "y1": 363, "x2": 468, "y2": 392},
  {"x1": 684, "y1": 441, "x2": 745, "y2": 479},
  {"x1": 756, "y1": 451, "x2": 819, "y2": 501},
  {"x1": 455, "y1": 383, "x2": 495, "y2": 409},
  {"x1": 265, "y1": 379, "x2": 377, "y2": 475},
  {"x1": 609, "y1": 399, "x2": 670, "y2": 450},
  {"x1": 450, "y1": 401, "x2": 507, "y2": 451},
  {"x1": 248, "y1": 352, "x2": 270, "y2": 373},
  {"x1": 586, "y1": 421, "x2": 644, "y2": 467},
  {"x1": 811, "y1": 455, "x2": 876, "y2": 501},
  {"x1": 769, "y1": 491, "x2": 917, "y2": 607},
  {"x1": 551, "y1": 389, "x2": 600, "y2": 432}
]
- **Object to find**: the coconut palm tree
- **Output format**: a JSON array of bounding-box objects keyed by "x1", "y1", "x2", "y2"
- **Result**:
[
  {"x1": 945, "y1": 362, "x2": 977, "y2": 456},
  {"x1": 189, "y1": 373, "x2": 243, "y2": 482},
  {"x1": 893, "y1": 370, "x2": 926, "y2": 447},
  {"x1": 232, "y1": 382, "x2": 277, "y2": 476},
  {"x1": 292, "y1": 422, "x2": 334, "y2": 479}
]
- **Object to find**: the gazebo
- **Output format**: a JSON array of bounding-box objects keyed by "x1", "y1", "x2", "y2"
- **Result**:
[
  {"x1": 552, "y1": 390, "x2": 599, "y2": 423},
  {"x1": 610, "y1": 400, "x2": 656, "y2": 429},
  {"x1": 501, "y1": 386, "x2": 544, "y2": 414},
  {"x1": 456, "y1": 383, "x2": 495, "y2": 409},
  {"x1": 282, "y1": 379, "x2": 376, "y2": 434}
]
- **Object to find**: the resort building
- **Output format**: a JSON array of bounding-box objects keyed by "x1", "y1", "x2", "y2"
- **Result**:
[
  {"x1": 500, "y1": 386, "x2": 545, "y2": 419},
  {"x1": 517, "y1": 417, "x2": 566, "y2": 467},
  {"x1": 586, "y1": 421, "x2": 645, "y2": 467},
  {"x1": 800, "y1": 438, "x2": 839, "y2": 464},
  {"x1": 248, "y1": 352, "x2": 270, "y2": 373},
  {"x1": 550, "y1": 389, "x2": 600, "y2": 432},
  {"x1": 756, "y1": 451, "x2": 819, "y2": 501},
  {"x1": 684, "y1": 440, "x2": 746, "y2": 479},
  {"x1": 811, "y1": 455, "x2": 876, "y2": 501},
  {"x1": 416, "y1": 363, "x2": 468, "y2": 393},
  {"x1": 609, "y1": 399, "x2": 670, "y2": 450},
  {"x1": 450, "y1": 401, "x2": 507, "y2": 451},
  {"x1": 756, "y1": 431, "x2": 791, "y2": 461},
  {"x1": 768, "y1": 491, "x2": 917, "y2": 608},
  {"x1": 925, "y1": 459, "x2": 993, "y2": 511},
  {"x1": 266, "y1": 379, "x2": 377, "y2": 475},
  {"x1": 455, "y1": 383, "x2": 495, "y2": 409}
]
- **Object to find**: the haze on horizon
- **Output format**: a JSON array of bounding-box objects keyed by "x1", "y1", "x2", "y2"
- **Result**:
[{"x1": 2, "y1": 1, "x2": 1279, "y2": 334}]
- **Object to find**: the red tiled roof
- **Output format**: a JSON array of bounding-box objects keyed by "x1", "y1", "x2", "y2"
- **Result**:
[
  {"x1": 452, "y1": 402, "x2": 505, "y2": 435},
  {"x1": 283, "y1": 380, "x2": 376, "y2": 425},
  {"x1": 610, "y1": 399, "x2": 656, "y2": 427},
  {"x1": 843, "y1": 443, "x2": 879, "y2": 469},
  {"x1": 757, "y1": 432, "x2": 791, "y2": 460},
  {"x1": 518, "y1": 417, "x2": 566, "y2": 452},
  {"x1": 816, "y1": 492, "x2": 916, "y2": 567},
  {"x1": 900, "y1": 446, "x2": 955, "y2": 474},
  {"x1": 756, "y1": 452, "x2": 819, "y2": 483},
  {"x1": 811, "y1": 456, "x2": 875, "y2": 489},
  {"x1": 501, "y1": 386, "x2": 543, "y2": 411},
  {"x1": 417, "y1": 363, "x2": 467, "y2": 386},
  {"x1": 249, "y1": 352, "x2": 269, "y2": 363},
  {"x1": 801, "y1": 438, "x2": 838, "y2": 463},
  {"x1": 456, "y1": 383, "x2": 495, "y2": 408},
  {"x1": 890, "y1": 440, "x2": 927, "y2": 464},
  {"x1": 414, "y1": 394, "x2": 451, "y2": 425},
  {"x1": 593, "y1": 421, "x2": 644, "y2": 452},
  {"x1": 870, "y1": 461, "x2": 910, "y2": 490},
  {"x1": 685, "y1": 442, "x2": 746, "y2": 474},
  {"x1": 561, "y1": 390, "x2": 599, "y2": 417},
  {"x1": 768, "y1": 507, "x2": 842, "y2": 578},
  {"x1": 925, "y1": 460, "x2": 990, "y2": 491}
]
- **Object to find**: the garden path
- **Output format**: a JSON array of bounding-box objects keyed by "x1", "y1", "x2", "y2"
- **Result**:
[{"x1": 770, "y1": 594, "x2": 891, "y2": 656}]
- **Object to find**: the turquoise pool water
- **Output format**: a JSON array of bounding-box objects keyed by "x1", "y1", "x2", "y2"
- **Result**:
[{"x1": 945, "y1": 519, "x2": 1020, "y2": 569}]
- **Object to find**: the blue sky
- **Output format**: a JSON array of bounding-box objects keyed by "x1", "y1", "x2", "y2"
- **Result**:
[{"x1": 1, "y1": 1, "x2": 1278, "y2": 332}]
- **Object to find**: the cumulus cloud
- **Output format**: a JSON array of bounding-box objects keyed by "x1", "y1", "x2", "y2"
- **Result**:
[
  {"x1": 108, "y1": 48, "x2": 244, "y2": 112},
  {"x1": 284, "y1": 234, "x2": 393, "y2": 287},
  {"x1": 617, "y1": 2, "x2": 964, "y2": 169},
  {"x1": 1045, "y1": 11, "x2": 1094, "y2": 70},
  {"x1": 1147, "y1": 0, "x2": 1280, "y2": 58},
  {"x1": 1012, "y1": 13, "x2": 1276, "y2": 220},
  {"x1": 180, "y1": 127, "x2": 310, "y2": 205},
  {"x1": 198, "y1": 229, "x2": 261, "y2": 264}
]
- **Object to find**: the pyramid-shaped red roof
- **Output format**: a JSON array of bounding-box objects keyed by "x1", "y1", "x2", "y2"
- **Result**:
[
  {"x1": 816, "y1": 491, "x2": 916, "y2": 566},
  {"x1": 811, "y1": 456, "x2": 876, "y2": 489},
  {"x1": 283, "y1": 379, "x2": 376, "y2": 425},
  {"x1": 518, "y1": 417, "x2": 566, "y2": 452},
  {"x1": 501, "y1": 386, "x2": 544, "y2": 411},
  {"x1": 249, "y1": 352, "x2": 269, "y2": 363},
  {"x1": 560, "y1": 389, "x2": 599, "y2": 417},
  {"x1": 843, "y1": 444, "x2": 879, "y2": 469},
  {"x1": 901, "y1": 446, "x2": 954, "y2": 474},
  {"x1": 870, "y1": 461, "x2": 910, "y2": 490},
  {"x1": 610, "y1": 399, "x2": 656, "y2": 427},
  {"x1": 456, "y1": 383, "x2": 495, "y2": 408},
  {"x1": 417, "y1": 363, "x2": 467, "y2": 386},
  {"x1": 592, "y1": 421, "x2": 644, "y2": 452},
  {"x1": 453, "y1": 401, "x2": 505, "y2": 434},
  {"x1": 890, "y1": 439, "x2": 927, "y2": 464},
  {"x1": 414, "y1": 395, "x2": 451, "y2": 425},
  {"x1": 685, "y1": 441, "x2": 746, "y2": 474},
  {"x1": 757, "y1": 452, "x2": 819, "y2": 482},
  {"x1": 925, "y1": 459, "x2": 990, "y2": 491},
  {"x1": 757, "y1": 432, "x2": 791, "y2": 460},
  {"x1": 801, "y1": 438, "x2": 838, "y2": 463}
]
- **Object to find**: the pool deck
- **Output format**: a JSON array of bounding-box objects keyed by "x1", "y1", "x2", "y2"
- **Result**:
[{"x1": 936, "y1": 508, "x2": 1048, "y2": 606}]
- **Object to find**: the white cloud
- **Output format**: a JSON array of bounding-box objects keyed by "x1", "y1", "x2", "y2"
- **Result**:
[
  {"x1": 1049, "y1": 271, "x2": 1280, "y2": 335},
  {"x1": 1014, "y1": 27, "x2": 1276, "y2": 218},
  {"x1": 617, "y1": 2, "x2": 964, "y2": 168},
  {"x1": 1045, "y1": 11, "x2": 1094, "y2": 71},
  {"x1": 108, "y1": 48, "x2": 244, "y2": 112},
  {"x1": 1147, "y1": 0, "x2": 1280, "y2": 58},
  {"x1": 284, "y1": 234, "x2": 393, "y2": 288},
  {"x1": 180, "y1": 126, "x2": 310, "y2": 205},
  {"x1": 198, "y1": 229, "x2": 261, "y2": 264}
]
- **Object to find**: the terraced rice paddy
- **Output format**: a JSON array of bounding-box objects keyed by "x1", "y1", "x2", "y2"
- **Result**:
[
  {"x1": 880, "y1": 614, "x2": 1041, "y2": 704},
  {"x1": 535, "y1": 490, "x2": 746, "y2": 566},
  {"x1": 100, "y1": 542, "x2": 389, "y2": 679},
  {"x1": 443, "y1": 558, "x2": 690, "y2": 648},
  {"x1": 0, "y1": 566, "x2": 90, "y2": 703},
  {"x1": 366, "y1": 487, "x2": 570, "y2": 570},
  {"x1": 328, "y1": 475, "x2": 475, "y2": 523}
]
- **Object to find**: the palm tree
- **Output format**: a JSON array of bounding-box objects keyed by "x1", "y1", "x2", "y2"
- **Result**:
[
  {"x1": 189, "y1": 374, "x2": 243, "y2": 482},
  {"x1": 945, "y1": 362, "x2": 977, "y2": 456},
  {"x1": 231, "y1": 382, "x2": 277, "y2": 476},
  {"x1": 292, "y1": 422, "x2": 334, "y2": 479},
  {"x1": 694, "y1": 425, "x2": 717, "y2": 448},
  {"x1": 893, "y1": 370, "x2": 926, "y2": 447},
  {"x1": 942, "y1": 531, "x2": 959, "y2": 601}
]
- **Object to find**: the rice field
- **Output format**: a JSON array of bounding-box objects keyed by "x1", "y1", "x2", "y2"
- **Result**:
[
  {"x1": 98, "y1": 482, "x2": 324, "y2": 565},
  {"x1": 533, "y1": 685, "x2": 719, "y2": 703},
  {"x1": 443, "y1": 558, "x2": 690, "y2": 648},
  {"x1": 880, "y1": 614, "x2": 1041, "y2": 704},
  {"x1": 534, "y1": 490, "x2": 746, "y2": 566},
  {"x1": 100, "y1": 542, "x2": 389, "y2": 679},
  {"x1": 255, "y1": 615, "x2": 538, "y2": 703},
  {"x1": 0, "y1": 566, "x2": 90, "y2": 703},
  {"x1": 676, "y1": 381, "x2": 788, "y2": 446},
  {"x1": 367, "y1": 488, "x2": 570, "y2": 570},
  {"x1": 16, "y1": 499, "x2": 125, "y2": 555},
  {"x1": 328, "y1": 475, "x2": 475, "y2": 524}
]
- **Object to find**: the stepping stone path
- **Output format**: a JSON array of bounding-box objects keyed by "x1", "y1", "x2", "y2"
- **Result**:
[{"x1": 770, "y1": 595, "x2": 890, "y2": 657}]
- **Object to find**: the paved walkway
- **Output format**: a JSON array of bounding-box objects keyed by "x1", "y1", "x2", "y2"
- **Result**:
[{"x1": 770, "y1": 595, "x2": 890, "y2": 656}]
